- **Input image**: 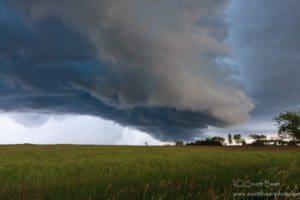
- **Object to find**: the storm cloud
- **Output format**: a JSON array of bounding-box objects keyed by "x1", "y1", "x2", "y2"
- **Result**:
[
  {"x1": 0, "y1": 0, "x2": 256, "y2": 140},
  {"x1": 227, "y1": 0, "x2": 300, "y2": 118}
]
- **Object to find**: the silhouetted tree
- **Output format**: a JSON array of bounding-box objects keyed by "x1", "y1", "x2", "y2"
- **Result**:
[
  {"x1": 241, "y1": 139, "x2": 247, "y2": 146},
  {"x1": 274, "y1": 111, "x2": 300, "y2": 142},
  {"x1": 175, "y1": 141, "x2": 184, "y2": 146},
  {"x1": 249, "y1": 134, "x2": 267, "y2": 146},
  {"x1": 233, "y1": 134, "x2": 243, "y2": 145},
  {"x1": 228, "y1": 134, "x2": 232, "y2": 145},
  {"x1": 211, "y1": 137, "x2": 225, "y2": 145}
]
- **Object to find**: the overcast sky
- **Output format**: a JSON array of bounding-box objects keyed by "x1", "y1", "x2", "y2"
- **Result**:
[{"x1": 0, "y1": 0, "x2": 299, "y2": 144}]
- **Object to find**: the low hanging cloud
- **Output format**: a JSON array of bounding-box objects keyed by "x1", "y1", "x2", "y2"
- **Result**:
[{"x1": 0, "y1": 0, "x2": 254, "y2": 140}]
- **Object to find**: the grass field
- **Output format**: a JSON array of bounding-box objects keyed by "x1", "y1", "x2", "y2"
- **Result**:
[{"x1": 0, "y1": 145, "x2": 299, "y2": 200}]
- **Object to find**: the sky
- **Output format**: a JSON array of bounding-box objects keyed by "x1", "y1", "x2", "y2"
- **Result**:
[{"x1": 0, "y1": 0, "x2": 299, "y2": 144}]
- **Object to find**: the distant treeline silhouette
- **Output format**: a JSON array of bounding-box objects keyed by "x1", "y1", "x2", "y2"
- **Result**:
[
  {"x1": 185, "y1": 137, "x2": 225, "y2": 146},
  {"x1": 175, "y1": 111, "x2": 300, "y2": 147}
]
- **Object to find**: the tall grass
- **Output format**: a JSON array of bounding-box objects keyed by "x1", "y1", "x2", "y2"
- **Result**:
[{"x1": 0, "y1": 145, "x2": 299, "y2": 199}]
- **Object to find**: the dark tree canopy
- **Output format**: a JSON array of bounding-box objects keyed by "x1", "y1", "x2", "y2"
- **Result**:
[
  {"x1": 249, "y1": 134, "x2": 267, "y2": 146},
  {"x1": 233, "y1": 134, "x2": 242, "y2": 144},
  {"x1": 249, "y1": 134, "x2": 267, "y2": 141},
  {"x1": 186, "y1": 137, "x2": 225, "y2": 146},
  {"x1": 274, "y1": 111, "x2": 300, "y2": 140}
]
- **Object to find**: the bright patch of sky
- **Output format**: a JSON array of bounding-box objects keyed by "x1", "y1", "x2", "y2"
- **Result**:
[{"x1": 0, "y1": 114, "x2": 165, "y2": 145}]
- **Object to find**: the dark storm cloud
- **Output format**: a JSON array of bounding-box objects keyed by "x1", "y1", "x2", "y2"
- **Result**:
[
  {"x1": 0, "y1": 0, "x2": 254, "y2": 140},
  {"x1": 227, "y1": 0, "x2": 300, "y2": 118}
]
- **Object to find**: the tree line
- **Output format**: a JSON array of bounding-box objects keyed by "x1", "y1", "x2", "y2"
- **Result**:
[{"x1": 175, "y1": 111, "x2": 300, "y2": 146}]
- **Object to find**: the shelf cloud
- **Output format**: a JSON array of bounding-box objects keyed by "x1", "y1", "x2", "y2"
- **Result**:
[{"x1": 0, "y1": 0, "x2": 257, "y2": 140}]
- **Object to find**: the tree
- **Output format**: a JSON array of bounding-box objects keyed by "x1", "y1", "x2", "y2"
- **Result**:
[
  {"x1": 211, "y1": 137, "x2": 225, "y2": 145},
  {"x1": 175, "y1": 141, "x2": 184, "y2": 146},
  {"x1": 228, "y1": 134, "x2": 232, "y2": 145},
  {"x1": 233, "y1": 134, "x2": 243, "y2": 145},
  {"x1": 241, "y1": 139, "x2": 246, "y2": 146},
  {"x1": 250, "y1": 134, "x2": 267, "y2": 141},
  {"x1": 185, "y1": 137, "x2": 225, "y2": 146},
  {"x1": 249, "y1": 134, "x2": 267, "y2": 146},
  {"x1": 274, "y1": 111, "x2": 300, "y2": 141}
]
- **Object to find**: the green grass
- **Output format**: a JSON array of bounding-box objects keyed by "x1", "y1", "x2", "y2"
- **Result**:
[{"x1": 0, "y1": 145, "x2": 299, "y2": 199}]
